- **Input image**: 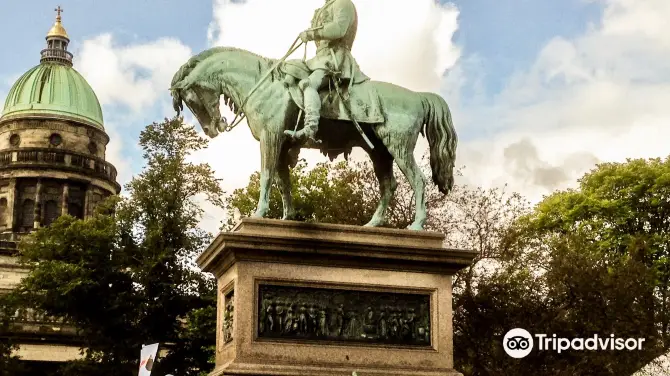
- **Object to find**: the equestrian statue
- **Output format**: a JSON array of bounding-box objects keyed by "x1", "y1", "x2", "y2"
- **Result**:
[{"x1": 170, "y1": 0, "x2": 458, "y2": 230}]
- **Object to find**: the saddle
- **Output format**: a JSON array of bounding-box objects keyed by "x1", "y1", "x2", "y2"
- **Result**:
[{"x1": 279, "y1": 59, "x2": 385, "y2": 124}]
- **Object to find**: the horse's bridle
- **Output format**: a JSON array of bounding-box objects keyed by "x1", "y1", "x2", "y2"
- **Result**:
[{"x1": 189, "y1": 87, "x2": 227, "y2": 136}]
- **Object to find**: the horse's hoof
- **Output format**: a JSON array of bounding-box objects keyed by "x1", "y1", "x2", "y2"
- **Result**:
[
  {"x1": 364, "y1": 218, "x2": 384, "y2": 227},
  {"x1": 407, "y1": 223, "x2": 424, "y2": 231},
  {"x1": 282, "y1": 211, "x2": 297, "y2": 220}
]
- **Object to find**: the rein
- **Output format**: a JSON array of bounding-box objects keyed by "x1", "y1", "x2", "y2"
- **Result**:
[{"x1": 223, "y1": 35, "x2": 306, "y2": 132}]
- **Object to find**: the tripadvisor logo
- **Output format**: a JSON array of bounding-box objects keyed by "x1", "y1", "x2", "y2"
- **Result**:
[{"x1": 503, "y1": 328, "x2": 646, "y2": 359}]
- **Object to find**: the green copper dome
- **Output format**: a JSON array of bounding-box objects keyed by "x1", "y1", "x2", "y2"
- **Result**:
[{"x1": 1, "y1": 63, "x2": 104, "y2": 129}]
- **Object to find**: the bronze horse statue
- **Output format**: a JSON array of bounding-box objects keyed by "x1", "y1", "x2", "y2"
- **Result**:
[{"x1": 170, "y1": 47, "x2": 457, "y2": 230}]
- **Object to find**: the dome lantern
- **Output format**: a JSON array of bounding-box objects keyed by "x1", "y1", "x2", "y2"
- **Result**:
[
  {"x1": 41, "y1": 6, "x2": 72, "y2": 66},
  {"x1": 1, "y1": 7, "x2": 104, "y2": 129}
]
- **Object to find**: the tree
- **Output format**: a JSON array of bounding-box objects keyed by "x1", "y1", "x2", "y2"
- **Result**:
[
  {"x1": 12, "y1": 116, "x2": 223, "y2": 376},
  {"x1": 454, "y1": 230, "x2": 661, "y2": 376},
  {"x1": 522, "y1": 157, "x2": 670, "y2": 352},
  {"x1": 0, "y1": 294, "x2": 24, "y2": 376},
  {"x1": 453, "y1": 158, "x2": 670, "y2": 376}
]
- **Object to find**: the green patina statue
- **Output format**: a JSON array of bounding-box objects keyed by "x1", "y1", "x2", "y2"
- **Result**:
[
  {"x1": 283, "y1": 0, "x2": 369, "y2": 144},
  {"x1": 170, "y1": 0, "x2": 457, "y2": 230}
]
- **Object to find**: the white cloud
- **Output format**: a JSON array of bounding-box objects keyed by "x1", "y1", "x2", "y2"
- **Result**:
[
  {"x1": 453, "y1": 0, "x2": 670, "y2": 202},
  {"x1": 191, "y1": 0, "x2": 461, "y2": 232},
  {"x1": 76, "y1": 34, "x2": 192, "y2": 112},
  {"x1": 70, "y1": 33, "x2": 193, "y2": 192},
  {"x1": 208, "y1": 0, "x2": 460, "y2": 92},
  {"x1": 601, "y1": 0, "x2": 670, "y2": 47},
  {"x1": 104, "y1": 125, "x2": 135, "y2": 188}
]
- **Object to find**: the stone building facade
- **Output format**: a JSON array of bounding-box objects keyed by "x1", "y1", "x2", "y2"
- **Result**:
[{"x1": 0, "y1": 8, "x2": 120, "y2": 373}]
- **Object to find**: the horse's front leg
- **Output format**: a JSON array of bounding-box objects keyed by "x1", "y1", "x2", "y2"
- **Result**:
[
  {"x1": 253, "y1": 130, "x2": 283, "y2": 218},
  {"x1": 275, "y1": 148, "x2": 296, "y2": 220}
]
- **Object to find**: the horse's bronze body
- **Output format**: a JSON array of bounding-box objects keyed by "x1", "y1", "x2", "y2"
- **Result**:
[{"x1": 170, "y1": 47, "x2": 457, "y2": 230}]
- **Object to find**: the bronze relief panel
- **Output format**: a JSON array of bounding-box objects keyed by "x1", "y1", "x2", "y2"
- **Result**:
[{"x1": 257, "y1": 283, "x2": 432, "y2": 347}]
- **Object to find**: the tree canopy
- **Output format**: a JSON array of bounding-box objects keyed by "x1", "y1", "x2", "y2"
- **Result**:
[{"x1": 9, "y1": 117, "x2": 223, "y2": 376}]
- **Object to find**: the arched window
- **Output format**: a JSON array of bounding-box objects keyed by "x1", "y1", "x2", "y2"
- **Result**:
[
  {"x1": 43, "y1": 200, "x2": 59, "y2": 226},
  {"x1": 68, "y1": 202, "x2": 83, "y2": 219},
  {"x1": 21, "y1": 199, "x2": 35, "y2": 230}
]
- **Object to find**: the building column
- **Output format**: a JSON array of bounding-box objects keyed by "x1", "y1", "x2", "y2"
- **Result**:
[
  {"x1": 33, "y1": 179, "x2": 42, "y2": 229},
  {"x1": 83, "y1": 184, "x2": 91, "y2": 219},
  {"x1": 61, "y1": 183, "x2": 69, "y2": 217},
  {"x1": 7, "y1": 179, "x2": 17, "y2": 231}
]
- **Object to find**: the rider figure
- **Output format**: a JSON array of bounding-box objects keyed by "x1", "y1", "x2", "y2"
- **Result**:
[{"x1": 284, "y1": 0, "x2": 369, "y2": 143}]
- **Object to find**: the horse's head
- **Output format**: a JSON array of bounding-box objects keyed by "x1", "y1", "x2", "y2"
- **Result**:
[
  {"x1": 171, "y1": 47, "x2": 273, "y2": 138},
  {"x1": 170, "y1": 78, "x2": 226, "y2": 139}
]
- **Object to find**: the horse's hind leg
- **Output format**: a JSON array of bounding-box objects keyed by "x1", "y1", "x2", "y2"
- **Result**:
[
  {"x1": 365, "y1": 147, "x2": 397, "y2": 227},
  {"x1": 388, "y1": 141, "x2": 427, "y2": 231},
  {"x1": 274, "y1": 146, "x2": 296, "y2": 220}
]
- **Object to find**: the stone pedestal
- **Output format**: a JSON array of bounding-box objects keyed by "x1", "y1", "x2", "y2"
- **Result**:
[{"x1": 197, "y1": 218, "x2": 475, "y2": 376}]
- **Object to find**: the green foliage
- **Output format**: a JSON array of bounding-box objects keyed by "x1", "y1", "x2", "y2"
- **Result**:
[
  {"x1": 12, "y1": 116, "x2": 222, "y2": 376},
  {"x1": 16, "y1": 209, "x2": 138, "y2": 372},
  {"x1": 455, "y1": 233, "x2": 661, "y2": 375},
  {"x1": 454, "y1": 157, "x2": 670, "y2": 375},
  {"x1": 523, "y1": 157, "x2": 670, "y2": 262},
  {"x1": 523, "y1": 157, "x2": 670, "y2": 348},
  {"x1": 0, "y1": 294, "x2": 24, "y2": 376}
]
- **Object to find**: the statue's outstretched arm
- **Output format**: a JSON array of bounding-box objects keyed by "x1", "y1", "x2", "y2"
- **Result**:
[{"x1": 312, "y1": 0, "x2": 355, "y2": 41}]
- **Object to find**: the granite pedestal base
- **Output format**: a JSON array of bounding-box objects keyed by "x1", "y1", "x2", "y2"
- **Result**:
[{"x1": 197, "y1": 219, "x2": 475, "y2": 376}]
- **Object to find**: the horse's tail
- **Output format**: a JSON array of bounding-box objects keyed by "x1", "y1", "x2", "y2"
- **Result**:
[{"x1": 421, "y1": 92, "x2": 458, "y2": 194}]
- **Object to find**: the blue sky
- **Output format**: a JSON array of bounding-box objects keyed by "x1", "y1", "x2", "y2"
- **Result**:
[
  {"x1": 450, "y1": 0, "x2": 601, "y2": 93},
  {"x1": 2, "y1": 0, "x2": 669, "y2": 231},
  {"x1": 1, "y1": 0, "x2": 601, "y2": 93}
]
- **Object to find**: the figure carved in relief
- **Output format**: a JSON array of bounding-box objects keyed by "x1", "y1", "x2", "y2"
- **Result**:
[
  {"x1": 405, "y1": 308, "x2": 416, "y2": 340},
  {"x1": 223, "y1": 294, "x2": 234, "y2": 343},
  {"x1": 378, "y1": 309, "x2": 388, "y2": 339},
  {"x1": 335, "y1": 303, "x2": 345, "y2": 336},
  {"x1": 284, "y1": 306, "x2": 295, "y2": 335},
  {"x1": 363, "y1": 306, "x2": 375, "y2": 336},
  {"x1": 259, "y1": 298, "x2": 271, "y2": 334},
  {"x1": 265, "y1": 304, "x2": 275, "y2": 333},
  {"x1": 297, "y1": 304, "x2": 308, "y2": 334},
  {"x1": 344, "y1": 310, "x2": 361, "y2": 338},
  {"x1": 317, "y1": 308, "x2": 328, "y2": 337},
  {"x1": 275, "y1": 301, "x2": 286, "y2": 333},
  {"x1": 308, "y1": 304, "x2": 318, "y2": 334}
]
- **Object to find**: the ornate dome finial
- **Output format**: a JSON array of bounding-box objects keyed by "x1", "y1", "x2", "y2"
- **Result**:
[
  {"x1": 42, "y1": 6, "x2": 73, "y2": 66},
  {"x1": 47, "y1": 6, "x2": 69, "y2": 40}
]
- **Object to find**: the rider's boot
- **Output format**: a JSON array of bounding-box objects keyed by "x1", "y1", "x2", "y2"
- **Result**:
[{"x1": 284, "y1": 87, "x2": 320, "y2": 143}]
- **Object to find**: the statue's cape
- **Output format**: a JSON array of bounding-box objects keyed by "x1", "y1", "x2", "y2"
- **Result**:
[{"x1": 281, "y1": 59, "x2": 385, "y2": 124}]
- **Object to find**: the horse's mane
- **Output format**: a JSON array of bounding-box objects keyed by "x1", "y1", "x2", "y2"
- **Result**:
[{"x1": 171, "y1": 47, "x2": 275, "y2": 87}]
